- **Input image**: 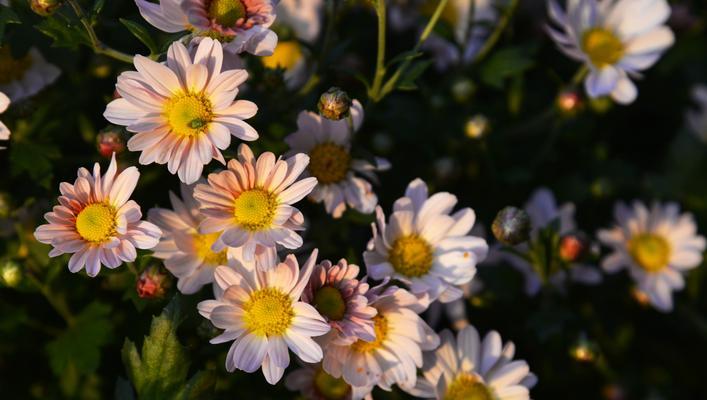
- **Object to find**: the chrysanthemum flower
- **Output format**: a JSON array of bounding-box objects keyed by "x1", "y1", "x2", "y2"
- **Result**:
[
  {"x1": 302, "y1": 259, "x2": 377, "y2": 345},
  {"x1": 262, "y1": 40, "x2": 309, "y2": 89},
  {"x1": 405, "y1": 325, "x2": 537, "y2": 400},
  {"x1": 276, "y1": 0, "x2": 323, "y2": 44},
  {"x1": 0, "y1": 46, "x2": 60, "y2": 102},
  {"x1": 193, "y1": 143, "x2": 317, "y2": 263},
  {"x1": 687, "y1": 84, "x2": 707, "y2": 143},
  {"x1": 598, "y1": 201, "x2": 706, "y2": 312},
  {"x1": 0, "y1": 91, "x2": 9, "y2": 149},
  {"x1": 502, "y1": 188, "x2": 602, "y2": 296},
  {"x1": 285, "y1": 362, "x2": 373, "y2": 400},
  {"x1": 34, "y1": 155, "x2": 162, "y2": 277},
  {"x1": 148, "y1": 181, "x2": 241, "y2": 294},
  {"x1": 322, "y1": 283, "x2": 439, "y2": 391},
  {"x1": 104, "y1": 38, "x2": 258, "y2": 184},
  {"x1": 546, "y1": 0, "x2": 674, "y2": 104},
  {"x1": 363, "y1": 178, "x2": 488, "y2": 303},
  {"x1": 285, "y1": 100, "x2": 389, "y2": 218},
  {"x1": 136, "y1": 0, "x2": 278, "y2": 56},
  {"x1": 197, "y1": 250, "x2": 330, "y2": 384}
]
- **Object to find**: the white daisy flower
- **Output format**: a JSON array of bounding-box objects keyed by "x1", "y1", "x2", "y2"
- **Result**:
[
  {"x1": 276, "y1": 0, "x2": 324, "y2": 44},
  {"x1": 104, "y1": 38, "x2": 258, "y2": 184},
  {"x1": 0, "y1": 91, "x2": 9, "y2": 149},
  {"x1": 546, "y1": 0, "x2": 675, "y2": 104},
  {"x1": 687, "y1": 84, "x2": 707, "y2": 143},
  {"x1": 0, "y1": 46, "x2": 60, "y2": 102},
  {"x1": 405, "y1": 325, "x2": 537, "y2": 400},
  {"x1": 363, "y1": 178, "x2": 488, "y2": 303},
  {"x1": 502, "y1": 188, "x2": 602, "y2": 296},
  {"x1": 193, "y1": 143, "x2": 317, "y2": 264},
  {"x1": 322, "y1": 283, "x2": 440, "y2": 393},
  {"x1": 285, "y1": 362, "x2": 373, "y2": 400},
  {"x1": 148, "y1": 181, "x2": 241, "y2": 294},
  {"x1": 261, "y1": 40, "x2": 310, "y2": 89},
  {"x1": 598, "y1": 201, "x2": 706, "y2": 312},
  {"x1": 34, "y1": 155, "x2": 162, "y2": 277},
  {"x1": 285, "y1": 100, "x2": 389, "y2": 218},
  {"x1": 197, "y1": 249, "x2": 331, "y2": 384},
  {"x1": 135, "y1": 0, "x2": 279, "y2": 56}
]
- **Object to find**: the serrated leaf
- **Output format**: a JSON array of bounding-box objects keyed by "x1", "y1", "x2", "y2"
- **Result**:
[
  {"x1": 35, "y1": 16, "x2": 90, "y2": 50},
  {"x1": 120, "y1": 18, "x2": 159, "y2": 55},
  {"x1": 479, "y1": 46, "x2": 537, "y2": 89}
]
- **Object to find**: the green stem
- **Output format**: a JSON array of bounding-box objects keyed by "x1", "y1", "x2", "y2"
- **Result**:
[
  {"x1": 571, "y1": 65, "x2": 589, "y2": 87},
  {"x1": 66, "y1": 0, "x2": 134, "y2": 64},
  {"x1": 472, "y1": 0, "x2": 519, "y2": 64},
  {"x1": 368, "y1": 0, "x2": 388, "y2": 99},
  {"x1": 26, "y1": 273, "x2": 75, "y2": 326},
  {"x1": 373, "y1": 0, "x2": 449, "y2": 101}
]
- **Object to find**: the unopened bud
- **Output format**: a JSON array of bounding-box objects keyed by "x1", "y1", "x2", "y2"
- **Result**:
[
  {"x1": 464, "y1": 114, "x2": 489, "y2": 139},
  {"x1": 136, "y1": 266, "x2": 170, "y2": 299},
  {"x1": 318, "y1": 87, "x2": 352, "y2": 120},
  {"x1": 492, "y1": 206, "x2": 531, "y2": 245},
  {"x1": 96, "y1": 126, "x2": 127, "y2": 158},
  {"x1": 556, "y1": 90, "x2": 582, "y2": 115},
  {"x1": 30, "y1": 0, "x2": 64, "y2": 16},
  {"x1": 1, "y1": 260, "x2": 22, "y2": 287},
  {"x1": 559, "y1": 233, "x2": 588, "y2": 262}
]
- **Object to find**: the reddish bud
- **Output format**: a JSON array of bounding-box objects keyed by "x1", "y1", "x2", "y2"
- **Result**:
[
  {"x1": 136, "y1": 266, "x2": 169, "y2": 299},
  {"x1": 559, "y1": 234, "x2": 588, "y2": 262},
  {"x1": 96, "y1": 126, "x2": 127, "y2": 158}
]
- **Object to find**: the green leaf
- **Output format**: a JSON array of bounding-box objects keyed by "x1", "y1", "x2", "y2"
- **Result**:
[
  {"x1": 479, "y1": 46, "x2": 537, "y2": 89},
  {"x1": 0, "y1": 5, "x2": 20, "y2": 43},
  {"x1": 397, "y1": 60, "x2": 433, "y2": 91},
  {"x1": 92, "y1": 0, "x2": 107, "y2": 16},
  {"x1": 386, "y1": 50, "x2": 423, "y2": 69},
  {"x1": 9, "y1": 140, "x2": 61, "y2": 189},
  {"x1": 120, "y1": 18, "x2": 159, "y2": 55},
  {"x1": 35, "y1": 16, "x2": 90, "y2": 49}
]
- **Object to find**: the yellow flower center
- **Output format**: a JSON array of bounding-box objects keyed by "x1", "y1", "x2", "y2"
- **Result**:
[
  {"x1": 208, "y1": 0, "x2": 247, "y2": 27},
  {"x1": 0, "y1": 47, "x2": 33, "y2": 85},
  {"x1": 308, "y1": 142, "x2": 351, "y2": 185},
  {"x1": 164, "y1": 92, "x2": 214, "y2": 138},
  {"x1": 444, "y1": 374, "x2": 494, "y2": 400},
  {"x1": 261, "y1": 41, "x2": 304, "y2": 71},
  {"x1": 581, "y1": 28, "x2": 624, "y2": 68},
  {"x1": 389, "y1": 234, "x2": 434, "y2": 278},
  {"x1": 233, "y1": 188, "x2": 278, "y2": 231},
  {"x1": 351, "y1": 314, "x2": 388, "y2": 353},
  {"x1": 313, "y1": 286, "x2": 347, "y2": 321},
  {"x1": 243, "y1": 287, "x2": 295, "y2": 336},
  {"x1": 313, "y1": 367, "x2": 350, "y2": 400},
  {"x1": 75, "y1": 203, "x2": 117, "y2": 243},
  {"x1": 192, "y1": 232, "x2": 228, "y2": 265},
  {"x1": 629, "y1": 233, "x2": 671, "y2": 273}
]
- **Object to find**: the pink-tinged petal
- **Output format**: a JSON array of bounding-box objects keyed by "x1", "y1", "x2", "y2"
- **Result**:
[
  {"x1": 214, "y1": 117, "x2": 259, "y2": 141},
  {"x1": 68, "y1": 248, "x2": 89, "y2": 273},
  {"x1": 104, "y1": 98, "x2": 147, "y2": 126},
  {"x1": 109, "y1": 166, "x2": 140, "y2": 206},
  {"x1": 277, "y1": 177, "x2": 318, "y2": 204},
  {"x1": 210, "y1": 329, "x2": 242, "y2": 344},
  {"x1": 585, "y1": 66, "x2": 619, "y2": 98},
  {"x1": 133, "y1": 55, "x2": 182, "y2": 97},
  {"x1": 221, "y1": 227, "x2": 250, "y2": 248},
  {"x1": 186, "y1": 63, "x2": 208, "y2": 93},
  {"x1": 262, "y1": 355, "x2": 285, "y2": 385},
  {"x1": 283, "y1": 330, "x2": 323, "y2": 363},
  {"x1": 218, "y1": 100, "x2": 257, "y2": 119},
  {"x1": 136, "y1": 0, "x2": 186, "y2": 33},
  {"x1": 233, "y1": 333, "x2": 268, "y2": 373},
  {"x1": 167, "y1": 41, "x2": 192, "y2": 86},
  {"x1": 207, "y1": 122, "x2": 231, "y2": 149},
  {"x1": 290, "y1": 249, "x2": 318, "y2": 300},
  {"x1": 267, "y1": 337, "x2": 290, "y2": 369},
  {"x1": 206, "y1": 69, "x2": 248, "y2": 95},
  {"x1": 85, "y1": 247, "x2": 102, "y2": 277},
  {"x1": 193, "y1": 37, "x2": 223, "y2": 80},
  {"x1": 197, "y1": 299, "x2": 222, "y2": 318},
  {"x1": 210, "y1": 304, "x2": 245, "y2": 330}
]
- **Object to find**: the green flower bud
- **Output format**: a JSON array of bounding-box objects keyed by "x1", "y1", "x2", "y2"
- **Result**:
[
  {"x1": 317, "y1": 87, "x2": 352, "y2": 121},
  {"x1": 492, "y1": 206, "x2": 531, "y2": 245}
]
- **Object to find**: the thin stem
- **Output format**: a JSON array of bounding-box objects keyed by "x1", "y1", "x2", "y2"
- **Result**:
[
  {"x1": 472, "y1": 0, "x2": 519, "y2": 64},
  {"x1": 26, "y1": 273, "x2": 75, "y2": 326},
  {"x1": 368, "y1": 0, "x2": 388, "y2": 99},
  {"x1": 373, "y1": 0, "x2": 449, "y2": 101},
  {"x1": 66, "y1": 0, "x2": 134, "y2": 64}
]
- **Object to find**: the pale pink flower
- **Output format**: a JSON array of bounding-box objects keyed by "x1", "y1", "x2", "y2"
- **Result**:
[
  {"x1": 34, "y1": 155, "x2": 162, "y2": 277},
  {"x1": 104, "y1": 38, "x2": 258, "y2": 184},
  {"x1": 0, "y1": 91, "x2": 10, "y2": 148}
]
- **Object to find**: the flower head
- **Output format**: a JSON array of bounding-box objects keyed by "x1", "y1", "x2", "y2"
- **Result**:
[
  {"x1": 302, "y1": 259, "x2": 377, "y2": 345},
  {"x1": 0, "y1": 46, "x2": 60, "y2": 102},
  {"x1": 193, "y1": 143, "x2": 317, "y2": 264},
  {"x1": 405, "y1": 325, "x2": 537, "y2": 400},
  {"x1": 105, "y1": 38, "x2": 258, "y2": 184},
  {"x1": 34, "y1": 155, "x2": 162, "y2": 277},
  {"x1": 0, "y1": 91, "x2": 10, "y2": 148},
  {"x1": 363, "y1": 178, "x2": 488, "y2": 303},
  {"x1": 598, "y1": 201, "x2": 706, "y2": 312},
  {"x1": 547, "y1": 0, "x2": 675, "y2": 104},
  {"x1": 276, "y1": 0, "x2": 323, "y2": 44},
  {"x1": 285, "y1": 362, "x2": 373, "y2": 400},
  {"x1": 197, "y1": 249, "x2": 331, "y2": 384},
  {"x1": 285, "y1": 100, "x2": 389, "y2": 218}
]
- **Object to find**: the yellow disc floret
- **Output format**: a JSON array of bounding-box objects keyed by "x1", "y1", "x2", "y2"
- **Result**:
[
  {"x1": 208, "y1": 0, "x2": 247, "y2": 27},
  {"x1": 313, "y1": 367, "x2": 350, "y2": 400},
  {"x1": 233, "y1": 188, "x2": 278, "y2": 231},
  {"x1": 351, "y1": 314, "x2": 388, "y2": 353},
  {"x1": 164, "y1": 92, "x2": 214, "y2": 138},
  {"x1": 75, "y1": 203, "x2": 117, "y2": 243},
  {"x1": 262, "y1": 41, "x2": 304, "y2": 71},
  {"x1": 582, "y1": 28, "x2": 624, "y2": 68},
  {"x1": 0, "y1": 47, "x2": 33, "y2": 85},
  {"x1": 629, "y1": 233, "x2": 671, "y2": 273},
  {"x1": 243, "y1": 288, "x2": 295, "y2": 336},
  {"x1": 389, "y1": 234, "x2": 434, "y2": 278},
  {"x1": 444, "y1": 374, "x2": 494, "y2": 400},
  {"x1": 308, "y1": 142, "x2": 351, "y2": 185},
  {"x1": 193, "y1": 232, "x2": 228, "y2": 265}
]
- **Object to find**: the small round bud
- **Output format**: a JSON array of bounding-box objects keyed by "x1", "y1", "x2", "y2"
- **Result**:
[
  {"x1": 30, "y1": 0, "x2": 64, "y2": 16},
  {"x1": 136, "y1": 266, "x2": 170, "y2": 299},
  {"x1": 464, "y1": 114, "x2": 490, "y2": 139},
  {"x1": 451, "y1": 78, "x2": 476, "y2": 103},
  {"x1": 96, "y1": 126, "x2": 127, "y2": 158},
  {"x1": 492, "y1": 206, "x2": 531, "y2": 245},
  {"x1": 317, "y1": 87, "x2": 352, "y2": 120},
  {"x1": 0, "y1": 260, "x2": 22, "y2": 287},
  {"x1": 556, "y1": 90, "x2": 582, "y2": 115},
  {"x1": 559, "y1": 233, "x2": 588, "y2": 262}
]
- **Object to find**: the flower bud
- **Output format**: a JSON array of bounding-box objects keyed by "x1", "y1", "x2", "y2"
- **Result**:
[
  {"x1": 464, "y1": 114, "x2": 489, "y2": 139},
  {"x1": 136, "y1": 266, "x2": 170, "y2": 299},
  {"x1": 30, "y1": 0, "x2": 64, "y2": 16},
  {"x1": 0, "y1": 260, "x2": 22, "y2": 288},
  {"x1": 492, "y1": 206, "x2": 531, "y2": 245},
  {"x1": 96, "y1": 126, "x2": 127, "y2": 158},
  {"x1": 317, "y1": 87, "x2": 352, "y2": 121},
  {"x1": 556, "y1": 90, "x2": 582, "y2": 115},
  {"x1": 559, "y1": 233, "x2": 588, "y2": 262}
]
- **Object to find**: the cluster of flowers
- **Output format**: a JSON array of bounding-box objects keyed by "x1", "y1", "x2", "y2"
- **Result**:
[{"x1": 0, "y1": 0, "x2": 696, "y2": 398}]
